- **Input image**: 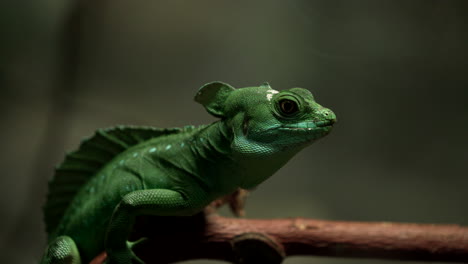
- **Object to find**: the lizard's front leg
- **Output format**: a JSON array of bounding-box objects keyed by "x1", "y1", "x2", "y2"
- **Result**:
[{"x1": 105, "y1": 188, "x2": 208, "y2": 264}]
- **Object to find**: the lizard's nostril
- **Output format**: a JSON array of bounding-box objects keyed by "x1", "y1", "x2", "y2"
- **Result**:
[{"x1": 321, "y1": 109, "x2": 337, "y2": 123}]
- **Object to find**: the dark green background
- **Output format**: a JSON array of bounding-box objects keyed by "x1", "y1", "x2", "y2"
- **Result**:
[{"x1": 1, "y1": 1, "x2": 467, "y2": 263}]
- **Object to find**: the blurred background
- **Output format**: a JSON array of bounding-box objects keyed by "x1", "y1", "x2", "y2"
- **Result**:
[{"x1": 1, "y1": 0, "x2": 467, "y2": 263}]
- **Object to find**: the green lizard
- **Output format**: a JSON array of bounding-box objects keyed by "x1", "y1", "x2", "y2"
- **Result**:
[{"x1": 41, "y1": 81, "x2": 336, "y2": 264}]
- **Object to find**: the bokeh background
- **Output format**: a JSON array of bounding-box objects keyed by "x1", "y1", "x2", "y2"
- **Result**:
[{"x1": 1, "y1": 0, "x2": 467, "y2": 263}]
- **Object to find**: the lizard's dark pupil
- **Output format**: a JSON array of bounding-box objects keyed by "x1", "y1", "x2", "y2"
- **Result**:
[{"x1": 280, "y1": 99, "x2": 298, "y2": 115}]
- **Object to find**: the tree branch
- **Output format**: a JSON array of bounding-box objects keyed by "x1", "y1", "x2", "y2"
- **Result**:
[{"x1": 90, "y1": 212, "x2": 468, "y2": 264}]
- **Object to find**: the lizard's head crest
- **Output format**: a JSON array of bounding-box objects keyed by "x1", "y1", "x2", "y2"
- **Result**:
[{"x1": 195, "y1": 81, "x2": 235, "y2": 118}]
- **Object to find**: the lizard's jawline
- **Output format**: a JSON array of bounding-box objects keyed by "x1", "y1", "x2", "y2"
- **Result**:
[
  {"x1": 279, "y1": 120, "x2": 335, "y2": 131},
  {"x1": 279, "y1": 125, "x2": 333, "y2": 131}
]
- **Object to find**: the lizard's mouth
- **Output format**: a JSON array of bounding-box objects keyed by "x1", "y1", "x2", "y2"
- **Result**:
[
  {"x1": 280, "y1": 120, "x2": 335, "y2": 131},
  {"x1": 315, "y1": 120, "x2": 335, "y2": 127}
]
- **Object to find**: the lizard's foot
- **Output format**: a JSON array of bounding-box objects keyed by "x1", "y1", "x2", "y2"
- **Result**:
[
  {"x1": 127, "y1": 237, "x2": 148, "y2": 250},
  {"x1": 105, "y1": 239, "x2": 146, "y2": 264},
  {"x1": 207, "y1": 188, "x2": 249, "y2": 217},
  {"x1": 41, "y1": 236, "x2": 81, "y2": 264}
]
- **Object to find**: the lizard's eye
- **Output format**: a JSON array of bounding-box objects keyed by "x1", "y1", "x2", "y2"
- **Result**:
[{"x1": 279, "y1": 99, "x2": 299, "y2": 116}]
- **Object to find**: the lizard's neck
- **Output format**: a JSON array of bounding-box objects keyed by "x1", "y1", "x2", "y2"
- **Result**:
[
  {"x1": 188, "y1": 120, "x2": 240, "y2": 196},
  {"x1": 191, "y1": 120, "x2": 298, "y2": 193},
  {"x1": 193, "y1": 120, "x2": 233, "y2": 159}
]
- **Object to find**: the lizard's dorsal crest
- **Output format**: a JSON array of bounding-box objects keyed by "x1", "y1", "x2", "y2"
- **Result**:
[
  {"x1": 195, "y1": 81, "x2": 235, "y2": 118},
  {"x1": 43, "y1": 126, "x2": 188, "y2": 235}
]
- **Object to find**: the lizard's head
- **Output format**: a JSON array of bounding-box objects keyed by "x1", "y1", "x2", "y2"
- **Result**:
[
  {"x1": 196, "y1": 81, "x2": 336, "y2": 188},
  {"x1": 195, "y1": 81, "x2": 336, "y2": 156}
]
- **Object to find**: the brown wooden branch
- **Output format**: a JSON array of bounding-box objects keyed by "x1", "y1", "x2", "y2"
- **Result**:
[{"x1": 90, "y1": 212, "x2": 468, "y2": 264}]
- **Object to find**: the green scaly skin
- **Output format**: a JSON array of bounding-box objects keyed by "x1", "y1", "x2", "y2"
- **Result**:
[{"x1": 41, "y1": 81, "x2": 336, "y2": 264}]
